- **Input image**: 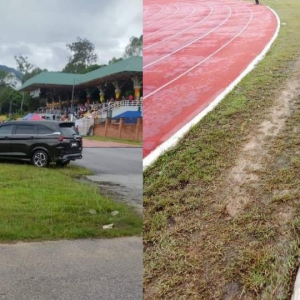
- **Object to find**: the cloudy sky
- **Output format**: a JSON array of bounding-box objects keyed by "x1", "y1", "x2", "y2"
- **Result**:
[{"x1": 0, "y1": 0, "x2": 142, "y2": 71}]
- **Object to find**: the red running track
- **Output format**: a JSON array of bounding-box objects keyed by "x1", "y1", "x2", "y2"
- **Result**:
[{"x1": 143, "y1": 0, "x2": 278, "y2": 158}]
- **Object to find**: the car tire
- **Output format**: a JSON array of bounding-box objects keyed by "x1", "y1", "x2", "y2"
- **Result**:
[{"x1": 32, "y1": 150, "x2": 49, "y2": 168}]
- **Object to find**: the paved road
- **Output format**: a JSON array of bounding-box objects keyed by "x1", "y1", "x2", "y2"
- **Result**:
[
  {"x1": 0, "y1": 237, "x2": 142, "y2": 300},
  {"x1": 73, "y1": 147, "x2": 143, "y2": 214}
]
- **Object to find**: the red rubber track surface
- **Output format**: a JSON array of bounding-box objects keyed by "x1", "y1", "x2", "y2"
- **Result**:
[{"x1": 143, "y1": 0, "x2": 278, "y2": 158}]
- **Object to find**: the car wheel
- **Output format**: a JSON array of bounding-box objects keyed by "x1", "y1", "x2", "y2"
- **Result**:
[{"x1": 32, "y1": 150, "x2": 49, "y2": 167}]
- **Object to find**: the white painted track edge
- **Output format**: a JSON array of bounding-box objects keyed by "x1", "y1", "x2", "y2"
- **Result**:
[{"x1": 143, "y1": 5, "x2": 281, "y2": 171}]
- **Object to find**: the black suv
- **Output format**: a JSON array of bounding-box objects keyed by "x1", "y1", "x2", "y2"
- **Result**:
[{"x1": 0, "y1": 120, "x2": 82, "y2": 167}]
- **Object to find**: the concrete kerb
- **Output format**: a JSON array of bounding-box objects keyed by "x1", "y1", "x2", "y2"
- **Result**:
[
  {"x1": 292, "y1": 273, "x2": 300, "y2": 300},
  {"x1": 142, "y1": 5, "x2": 281, "y2": 171}
]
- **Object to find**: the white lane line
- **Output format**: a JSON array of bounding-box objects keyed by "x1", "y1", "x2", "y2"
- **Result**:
[
  {"x1": 143, "y1": 4, "x2": 231, "y2": 69},
  {"x1": 144, "y1": 3, "x2": 196, "y2": 38},
  {"x1": 143, "y1": 5, "x2": 251, "y2": 99},
  {"x1": 144, "y1": 4, "x2": 213, "y2": 50},
  {"x1": 144, "y1": 4, "x2": 279, "y2": 170},
  {"x1": 144, "y1": 4, "x2": 180, "y2": 29},
  {"x1": 144, "y1": 4, "x2": 164, "y2": 22}
]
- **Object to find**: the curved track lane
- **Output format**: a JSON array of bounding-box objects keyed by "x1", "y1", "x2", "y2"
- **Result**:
[{"x1": 143, "y1": 0, "x2": 279, "y2": 161}]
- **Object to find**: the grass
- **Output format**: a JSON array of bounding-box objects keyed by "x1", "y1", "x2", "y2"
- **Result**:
[
  {"x1": 0, "y1": 163, "x2": 142, "y2": 242},
  {"x1": 84, "y1": 135, "x2": 142, "y2": 146},
  {"x1": 143, "y1": 0, "x2": 300, "y2": 299}
]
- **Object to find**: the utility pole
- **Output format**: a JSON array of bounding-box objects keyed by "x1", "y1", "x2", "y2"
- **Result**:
[
  {"x1": 20, "y1": 91, "x2": 24, "y2": 111},
  {"x1": 71, "y1": 79, "x2": 75, "y2": 110},
  {"x1": 9, "y1": 98, "x2": 12, "y2": 118}
]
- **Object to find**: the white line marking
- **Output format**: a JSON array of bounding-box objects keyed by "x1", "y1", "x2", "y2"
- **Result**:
[
  {"x1": 144, "y1": 4, "x2": 213, "y2": 50},
  {"x1": 144, "y1": 4, "x2": 180, "y2": 29},
  {"x1": 143, "y1": 6, "x2": 280, "y2": 170},
  {"x1": 144, "y1": 3, "x2": 196, "y2": 38},
  {"x1": 144, "y1": 4, "x2": 164, "y2": 22},
  {"x1": 143, "y1": 4, "x2": 232, "y2": 69},
  {"x1": 144, "y1": 5, "x2": 251, "y2": 98}
]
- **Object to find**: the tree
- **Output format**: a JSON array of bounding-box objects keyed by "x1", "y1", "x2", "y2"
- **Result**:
[
  {"x1": 0, "y1": 70, "x2": 9, "y2": 85},
  {"x1": 124, "y1": 35, "x2": 143, "y2": 58},
  {"x1": 108, "y1": 57, "x2": 123, "y2": 65},
  {"x1": 63, "y1": 37, "x2": 98, "y2": 73},
  {"x1": 0, "y1": 71, "x2": 15, "y2": 113},
  {"x1": 14, "y1": 55, "x2": 45, "y2": 84},
  {"x1": 1, "y1": 88, "x2": 22, "y2": 115},
  {"x1": 82, "y1": 64, "x2": 107, "y2": 74},
  {"x1": 14, "y1": 55, "x2": 34, "y2": 78},
  {"x1": 14, "y1": 56, "x2": 46, "y2": 110}
]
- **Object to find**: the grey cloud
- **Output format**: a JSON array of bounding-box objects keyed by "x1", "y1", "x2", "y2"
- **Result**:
[
  {"x1": 0, "y1": 0, "x2": 142, "y2": 70},
  {"x1": 1, "y1": 45, "x2": 33, "y2": 57}
]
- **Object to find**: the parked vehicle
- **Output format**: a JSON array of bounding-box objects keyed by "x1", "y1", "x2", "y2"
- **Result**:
[
  {"x1": 0, "y1": 120, "x2": 82, "y2": 167},
  {"x1": 40, "y1": 114, "x2": 62, "y2": 121}
]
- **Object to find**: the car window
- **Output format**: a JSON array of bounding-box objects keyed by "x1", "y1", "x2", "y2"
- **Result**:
[
  {"x1": 0, "y1": 125, "x2": 14, "y2": 135},
  {"x1": 59, "y1": 124, "x2": 79, "y2": 136},
  {"x1": 60, "y1": 127, "x2": 78, "y2": 136},
  {"x1": 37, "y1": 125, "x2": 54, "y2": 134},
  {"x1": 15, "y1": 125, "x2": 36, "y2": 134}
]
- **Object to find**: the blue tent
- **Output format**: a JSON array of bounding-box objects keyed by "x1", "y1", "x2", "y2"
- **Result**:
[{"x1": 22, "y1": 113, "x2": 34, "y2": 120}]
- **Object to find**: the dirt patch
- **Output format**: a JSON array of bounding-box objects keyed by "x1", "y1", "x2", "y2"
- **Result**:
[
  {"x1": 222, "y1": 282, "x2": 243, "y2": 300},
  {"x1": 225, "y1": 66, "x2": 300, "y2": 217},
  {"x1": 77, "y1": 176, "x2": 143, "y2": 215}
]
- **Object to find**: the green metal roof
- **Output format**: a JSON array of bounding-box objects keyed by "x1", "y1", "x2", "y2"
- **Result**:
[
  {"x1": 79, "y1": 56, "x2": 142, "y2": 84},
  {"x1": 19, "y1": 56, "x2": 142, "y2": 91},
  {"x1": 20, "y1": 72, "x2": 82, "y2": 90}
]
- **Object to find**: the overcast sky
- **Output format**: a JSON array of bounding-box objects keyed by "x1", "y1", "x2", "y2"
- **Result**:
[{"x1": 0, "y1": 0, "x2": 142, "y2": 72}]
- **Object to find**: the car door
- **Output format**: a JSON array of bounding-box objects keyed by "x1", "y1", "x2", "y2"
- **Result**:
[
  {"x1": 36, "y1": 124, "x2": 58, "y2": 148},
  {"x1": 0, "y1": 124, "x2": 14, "y2": 157},
  {"x1": 10, "y1": 124, "x2": 37, "y2": 158}
]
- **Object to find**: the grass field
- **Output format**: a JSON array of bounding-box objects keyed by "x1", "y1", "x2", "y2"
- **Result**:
[
  {"x1": 84, "y1": 135, "x2": 142, "y2": 146},
  {"x1": 0, "y1": 163, "x2": 142, "y2": 242},
  {"x1": 144, "y1": 1, "x2": 300, "y2": 299}
]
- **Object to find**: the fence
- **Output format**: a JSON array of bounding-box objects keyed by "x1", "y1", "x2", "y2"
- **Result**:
[
  {"x1": 93, "y1": 117, "x2": 142, "y2": 141},
  {"x1": 92, "y1": 99, "x2": 143, "y2": 118}
]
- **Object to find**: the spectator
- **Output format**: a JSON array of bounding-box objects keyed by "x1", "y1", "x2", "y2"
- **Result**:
[{"x1": 60, "y1": 114, "x2": 69, "y2": 122}]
